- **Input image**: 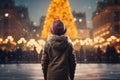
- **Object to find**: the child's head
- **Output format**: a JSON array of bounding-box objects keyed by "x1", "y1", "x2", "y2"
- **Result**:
[{"x1": 51, "y1": 19, "x2": 66, "y2": 36}]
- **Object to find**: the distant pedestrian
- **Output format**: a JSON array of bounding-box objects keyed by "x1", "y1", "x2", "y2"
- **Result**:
[{"x1": 41, "y1": 19, "x2": 76, "y2": 80}]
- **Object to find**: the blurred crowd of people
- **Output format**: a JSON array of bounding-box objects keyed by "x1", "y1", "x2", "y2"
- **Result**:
[
  {"x1": 75, "y1": 45, "x2": 120, "y2": 63},
  {"x1": 0, "y1": 47, "x2": 42, "y2": 64},
  {"x1": 0, "y1": 44, "x2": 120, "y2": 64}
]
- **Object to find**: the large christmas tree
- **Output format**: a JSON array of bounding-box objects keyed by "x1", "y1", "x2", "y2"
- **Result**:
[{"x1": 41, "y1": 0, "x2": 78, "y2": 40}]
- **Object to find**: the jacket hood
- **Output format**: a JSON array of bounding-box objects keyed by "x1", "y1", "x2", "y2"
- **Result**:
[{"x1": 47, "y1": 35, "x2": 68, "y2": 51}]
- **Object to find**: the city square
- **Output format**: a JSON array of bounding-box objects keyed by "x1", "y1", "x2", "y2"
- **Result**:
[
  {"x1": 0, "y1": 0, "x2": 120, "y2": 80},
  {"x1": 0, "y1": 64, "x2": 120, "y2": 80}
]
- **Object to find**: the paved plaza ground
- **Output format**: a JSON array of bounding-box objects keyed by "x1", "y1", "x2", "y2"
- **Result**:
[{"x1": 0, "y1": 64, "x2": 120, "y2": 80}]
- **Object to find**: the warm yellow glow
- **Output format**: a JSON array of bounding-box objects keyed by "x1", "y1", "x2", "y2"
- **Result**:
[
  {"x1": 94, "y1": 45, "x2": 99, "y2": 48},
  {"x1": 0, "y1": 34, "x2": 119, "y2": 54},
  {"x1": 26, "y1": 39, "x2": 36, "y2": 46},
  {"x1": 41, "y1": 0, "x2": 78, "y2": 39},
  {"x1": 3, "y1": 39, "x2": 8, "y2": 44},
  {"x1": 93, "y1": 37, "x2": 100, "y2": 43},
  {"x1": 17, "y1": 37, "x2": 27, "y2": 44},
  {"x1": 79, "y1": 19, "x2": 82, "y2": 22},
  {"x1": 111, "y1": 35, "x2": 116, "y2": 40},
  {"x1": 80, "y1": 40, "x2": 84, "y2": 46},
  {"x1": 118, "y1": 50, "x2": 120, "y2": 53},
  {"x1": 0, "y1": 38, "x2": 3, "y2": 44},
  {"x1": 107, "y1": 38, "x2": 112, "y2": 42},
  {"x1": 100, "y1": 31, "x2": 110, "y2": 37},
  {"x1": 99, "y1": 37, "x2": 105, "y2": 43},
  {"x1": 74, "y1": 18, "x2": 77, "y2": 21},
  {"x1": 103, "y1": 42, "x2": 110, "y2": 46},
  {"x1": 37, "y1": 39, "x2": 46, "y2": 48},
  {"x1": 84, "y1": 38, "x2": 93, "y2": 45},
  {"x1": 99, "y1": 45, "x2": 102, "y2": 48},
  {"x1": 72, "y1": 39, "x2": 79, "y2": 46},
  {"x1": 10, "y1": 41, "x2": 17, "y2": 46},
  {"x1": 116, "y1": 39, "x2": 120, "y2": 42},
  {"x1": 5, "y1": 13, "x2": 9, "y2": 17},
  {"x1": 33, "y1": 22, "x2": 37, "y2": 26},
  {"x1": 0, "y1": 38, "x2": 3, "y2": 42},
  {"x1": 106, "y1": 31, "x2": 109, "y2": 34},
  {"x1": 7, "y1": 36, "x2": 14, "y2": 42},
  {"x1": 26, "y1": 39, "x2": 42, "y2": 54},
  {"x1": 36, "y1": 34, "x2": 39, "y2": 37}
]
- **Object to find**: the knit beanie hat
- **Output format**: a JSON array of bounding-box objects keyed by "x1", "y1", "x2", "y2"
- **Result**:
[{"x1": 51, "y1": 19, "x2": 66, "y2": 36}]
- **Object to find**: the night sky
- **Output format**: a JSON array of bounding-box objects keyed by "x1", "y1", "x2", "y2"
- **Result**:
[{"x1": 14, "y1": 0, "x2": 104, "y2": 28}]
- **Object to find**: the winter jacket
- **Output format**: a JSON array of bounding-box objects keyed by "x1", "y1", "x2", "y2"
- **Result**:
[{"x1": 41, "y1": 35, "x2": 76, "y2": 80}]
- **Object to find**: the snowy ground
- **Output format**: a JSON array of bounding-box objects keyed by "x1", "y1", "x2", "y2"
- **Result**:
[{"x1": 0, "y1": 64, "x2": 120, "y2": 80}]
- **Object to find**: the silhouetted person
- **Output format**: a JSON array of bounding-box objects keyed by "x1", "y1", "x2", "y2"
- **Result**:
[
  {"x1": 79, "y1": 46, "x2": 85, "y2": 63},
  {"x1": 110, "y1": 46, "x2": 119, "y2": 63},
  {"x1": 41, "y1": 20, "x2": 76, "y2": 80},
  {"x1": 105, "y1": 45, "x2": 119, "y2": 63},
  {"x1": 96, "y1": 46, "x2": 103, "y2": 63},
  {"x1": 0, "y1": 48, "x2": 3, "y2": 63},
  {"x1": 105, "y1": 45, "x2": 111, "y2": 63},
  {"x1": 15, "y1": 47, "x2": 22, "y2": 63}
]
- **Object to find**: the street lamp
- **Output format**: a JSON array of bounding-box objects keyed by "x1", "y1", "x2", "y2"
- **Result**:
[
  {"x1": 4, "y1": 13, "x2": 9, "y2": 17},
  {"x1": 33, "y1": 22, "x2": 37, "y2": 26},
  {"x1": 74, "y1": 18, "x2": 77, "y2": 21},
  {"x1": 79, "y1": 19, "x2": 82, "y2": 22}
]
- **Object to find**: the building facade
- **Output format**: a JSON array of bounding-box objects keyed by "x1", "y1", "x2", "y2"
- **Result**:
[
  {"x1": 73, "y1": 11, "x2": 90, "y2": 39},
  {"x1": 0, "y1": 0, "x2": 30, "y2": 41},
  {"x1": 92, "y1": 0, "x2": 120, "y2": 52}
]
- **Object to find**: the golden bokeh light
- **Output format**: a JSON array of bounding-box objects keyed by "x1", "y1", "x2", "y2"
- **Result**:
[{"x1": 41, "y1": 0, "x2": 79, "y2": 40}]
